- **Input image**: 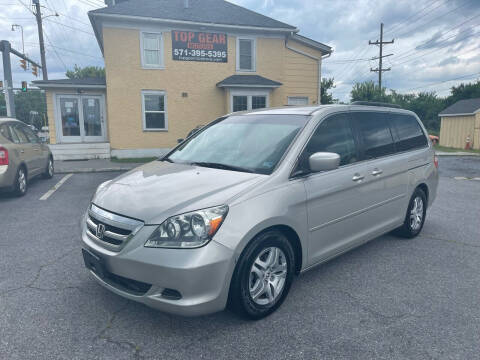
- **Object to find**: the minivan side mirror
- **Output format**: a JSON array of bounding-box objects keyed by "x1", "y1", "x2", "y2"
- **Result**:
[{"x1": 309, "y1": 152, "x2": 340, "y2": 172}]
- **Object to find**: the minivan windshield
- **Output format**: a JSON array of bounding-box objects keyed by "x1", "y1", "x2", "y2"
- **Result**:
[{"x1": 166, "y1": 114, "x2": 309, "y2": 174}]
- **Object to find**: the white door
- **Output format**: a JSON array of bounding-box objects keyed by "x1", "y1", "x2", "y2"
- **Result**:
[{"x1": 56, "y1": 94, "x2": 106, "y2": 143}]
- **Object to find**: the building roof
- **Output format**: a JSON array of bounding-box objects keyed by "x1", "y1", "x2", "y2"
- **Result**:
[
  {"x1": 32, "y1": 78, "x2": 106, "y2": 89},
  {"x1": 439, "y1": 98, "x2": 480, "y2": 116},
  {"x1": 217, "y1": 75, "x2": 282, "y2": 88},
  {"x1": 90, "y1": 0, "x2": 297, "y2": 31}
]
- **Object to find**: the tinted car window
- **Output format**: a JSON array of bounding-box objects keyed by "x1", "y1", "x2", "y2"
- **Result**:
[
  {"x1": 353, "y1": 112, "x2": 395, "y2": 159},
  {"x1": 0, "y1": 124, "x2": 12, "y2": 142},
  {"x1": 300, "y1": 113, "x2": 357, "y2": 170},
  {"x1": 11, "y1": 125, "x2": 29, "y2": 143},
  {"x1": 21, "y1": 125, "x2": 40, "y2": 144},
  {"x1": 390, "y1": 114, "x2": 427, "y2": 151}
]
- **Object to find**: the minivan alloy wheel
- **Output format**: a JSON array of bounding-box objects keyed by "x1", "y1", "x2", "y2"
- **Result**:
[
  {"x1": 410, "y1": 196, "x2": 424, "y2": 231},
  {"x1": 48, "y1": 159, "x2": 54, "y2": 177},
  {"x1": 249, "y1": 247, "x2": 287, "y2": 305}
]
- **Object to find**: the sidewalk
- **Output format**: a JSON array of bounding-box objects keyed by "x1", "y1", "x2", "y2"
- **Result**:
[{"x1": 55, "y1": 159, "x2": 149, "y2": 174}]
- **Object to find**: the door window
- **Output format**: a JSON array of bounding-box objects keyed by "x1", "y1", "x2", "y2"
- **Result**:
[
  {"x1": 0, "y1": 124, "x2": 12, "y2": 141},
  {"x1": 299, "y1": 113, "x2": 357, "y2": 172},
  {"x1": 82, "y1": 98, "x2": 102, "y2": 136},
  {"x1": 11, "y1": 125, "x2": 29, "y2": 143},
  {"x1": 390, "y1": 114, "x2": 428, "y2": 151},
  {"x1": 232, "y1": 95, "x2": 267, "y2": 112},
  {"x1": 60, "y1": 98, "x2": 80, "y2": 137},
  {"x1": 21, "y1": 125, "x2": 40, "y2": 143},
  {"x1": 352, "y1": 112, "x2": 395, "y2": 159},
  {"x1": 233, "y1": 96, "x2": 248, "y2": 112}
]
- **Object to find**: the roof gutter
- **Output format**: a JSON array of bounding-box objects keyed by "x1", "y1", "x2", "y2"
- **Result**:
[
  {"x1": 32, "y1": 83, "x2": 106, "y2": 89},
  {"x1": 285, "y1": 37, "x2": 332, "y2": 104}
]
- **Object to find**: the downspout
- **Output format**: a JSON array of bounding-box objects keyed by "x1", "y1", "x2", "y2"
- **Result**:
[{"x1": 285, "y1": 37, "x2": 331, "y2": 104}]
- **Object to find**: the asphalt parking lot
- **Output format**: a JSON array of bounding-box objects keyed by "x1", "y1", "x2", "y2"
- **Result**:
[{"x1": 1, "y1": 156, "x2": 479, "y2": 360}]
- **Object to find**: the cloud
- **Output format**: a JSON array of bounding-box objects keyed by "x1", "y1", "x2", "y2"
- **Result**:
[{"x1": 1, "y1": 0, "x2": 479, "y2": 101}]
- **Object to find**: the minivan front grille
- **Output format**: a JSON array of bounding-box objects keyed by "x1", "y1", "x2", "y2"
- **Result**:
[{"x1": 85, "y1": 204, "x2": 143, "y2": 251}]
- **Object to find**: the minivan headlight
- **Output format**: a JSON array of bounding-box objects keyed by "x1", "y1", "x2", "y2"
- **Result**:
[{"x1": 144, "y1": 205, "x2": 229, "y2": 248}]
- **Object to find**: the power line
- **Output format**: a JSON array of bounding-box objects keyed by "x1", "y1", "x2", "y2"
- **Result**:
[
  {"x1": 43, "y1": 28, "x2": 67, "y2": 71},
  {"x1": 403, "y1": 72, "x2": 480, "y2": 91},
  {"x1": 391, "y1": 13, "x2": 480, "y2": 62},
  {"x1": 383, "y1": 0, "x2": 445, "y2": 37},
  {"x1": 394, "y1": 0, "x2": 474, "y2": 39},
  {"x1": 43, "y1": 18, "x2": 96, "y2": 36}
]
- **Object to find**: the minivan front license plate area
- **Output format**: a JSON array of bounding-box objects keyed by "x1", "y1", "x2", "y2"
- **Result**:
[{"x1": 82, "y1": 248, "x2": 106, "y2": 279}]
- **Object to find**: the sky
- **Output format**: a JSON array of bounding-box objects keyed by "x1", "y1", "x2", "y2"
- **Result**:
[{"x1": 1, "y1": 0, "x2": 479, "y2": 102}]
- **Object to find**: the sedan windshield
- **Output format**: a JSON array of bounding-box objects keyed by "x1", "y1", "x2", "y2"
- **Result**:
[{"x1": 167, "y1": 114, "x2": 309, "y2": 174}]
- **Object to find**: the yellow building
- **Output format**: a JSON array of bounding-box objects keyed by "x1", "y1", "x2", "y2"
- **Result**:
[
  {"x1": 34, "y1": 0, "x2": 332, "y2": 159},
  {"x1": 439, "y1": 98, "x2": 480, "y2": 150}
]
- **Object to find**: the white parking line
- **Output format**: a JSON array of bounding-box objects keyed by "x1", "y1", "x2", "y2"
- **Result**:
[{"x1": 39, "y1": 174, "x2": 73, "y2": 201}]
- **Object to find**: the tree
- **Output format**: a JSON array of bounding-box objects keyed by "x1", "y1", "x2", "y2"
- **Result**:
[
  {"x1": 446, "y1": 80, "x2": 480, "y2": 107},
  {"x1": 66, "y1": 64, "x2": 105, "y2": 79},
  {"x1": 350, "y1": 81, "x2": 390, "y2": 102},
  {"x1": 320, "y1": 77, "x2": 337, "y2": 104},
  {"x1": 0, "y1": 91, "x2": 47, "y2": 129}
]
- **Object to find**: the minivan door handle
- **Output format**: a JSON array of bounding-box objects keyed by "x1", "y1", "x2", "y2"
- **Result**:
[
  {"x1": 371, "y1": 168, "x2": 383, "y2": 176},
  {"x1": 352, "y1": 173, "x2": 365, "y2": 182}
]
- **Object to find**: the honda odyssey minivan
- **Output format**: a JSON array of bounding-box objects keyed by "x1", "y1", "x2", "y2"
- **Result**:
[{"x1": 81, "y1": 103, "x2": 438, "y2": 319}]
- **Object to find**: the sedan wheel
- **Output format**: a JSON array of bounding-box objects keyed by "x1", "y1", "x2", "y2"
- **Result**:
[{"x1": 15, "y1": 168, "x2": 27, "y2": 196}]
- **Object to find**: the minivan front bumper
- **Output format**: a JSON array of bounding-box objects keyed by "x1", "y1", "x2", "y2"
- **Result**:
[{"x1": 81, "y1": 220, "x2": 236, "y2": 316}]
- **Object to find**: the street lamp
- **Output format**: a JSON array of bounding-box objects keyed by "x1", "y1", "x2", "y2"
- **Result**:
[{"x1": 11, "y1": 24, "x2": 25, "y2": 55}]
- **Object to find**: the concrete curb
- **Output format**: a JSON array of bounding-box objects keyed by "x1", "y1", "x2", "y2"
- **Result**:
[{"x1": 436, "y1": 152, "x2": 480, "y2": 157}]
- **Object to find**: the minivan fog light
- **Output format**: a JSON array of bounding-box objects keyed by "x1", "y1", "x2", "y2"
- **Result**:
[{"x1": 144, "y1": 205, "x2": 229, "y2": 248}]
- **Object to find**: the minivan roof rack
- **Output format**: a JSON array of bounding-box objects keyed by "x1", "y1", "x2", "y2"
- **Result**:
[{"x1": 351, "y1": 101, "x2": 402, "y2": 109}]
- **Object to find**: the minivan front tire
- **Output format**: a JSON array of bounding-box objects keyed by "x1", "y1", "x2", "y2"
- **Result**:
[
  {"x1": 228, "y1": 230, "x2": 295, "y2": 320},
  {"x1": 394, "y1": 188, "x2": 427, "y2": 238}
]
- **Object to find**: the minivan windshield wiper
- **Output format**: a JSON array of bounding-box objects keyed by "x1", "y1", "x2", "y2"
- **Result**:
[
  {"x1": 162, "y1": 157, "x2": 174, "y2": 163},
  {"x1": 190, "y1": 162, "x2": 255, "y2": 173}
]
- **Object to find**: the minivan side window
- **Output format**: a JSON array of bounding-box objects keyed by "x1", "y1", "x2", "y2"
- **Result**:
[
  {"x1": 298, "y1": 113, "x2": 357, "y2": 171},
  {"x1": 352, "y1": 112, "x2": 395, "y2": 159},
  {"x1": 390, "y1": 114, "x2": 428, "y2": 152}
]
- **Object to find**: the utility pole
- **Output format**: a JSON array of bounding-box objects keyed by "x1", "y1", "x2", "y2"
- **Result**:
[
  {"x1": 33, "y1": 0, "x2": 48, "y2": 80},
  {"x1": 369, "y1": 23, "x2": 394, "y2": 90},
  {"x1": 1, "y1": 40, "x2": 43, "y2": 117},
  {"x1": 1, "y1": 41, "x2": 15, "y2": 117}
]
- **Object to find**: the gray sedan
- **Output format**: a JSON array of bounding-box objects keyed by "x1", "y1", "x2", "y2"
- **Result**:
[{"x1": 0, "y1": 118, "x2": 54, "y2": 196}]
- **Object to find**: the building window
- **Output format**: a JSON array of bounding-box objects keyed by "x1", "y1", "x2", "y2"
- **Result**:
[
  {"x1": 252, "y1": 96, "x2": 266, "y2": 109},
  {"x1": 231, "y1": 92, "x2": 268, "y2": 112},
  {"x1": 141, "y1": 32, "x2": 164, "y2": 68},
  {"x1": 142, "y1": 91, "x2": 167, "y2": 131},
  {"x1": 236, "y1": 38, "x2": 255, "y2": 71},
  {"x1": 233, "y1": 96, "x2": 248, "y2": 112},
  {"x1": 287, "y1": 96, "x2": 309, "y2": 106}
]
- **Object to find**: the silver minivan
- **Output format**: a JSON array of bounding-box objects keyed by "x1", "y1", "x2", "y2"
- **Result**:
[
  {"x1": 81, "y1": 103, "x2": 438, "y2": 319},
  {"x1": 0, "y1": 118, "x2": 54, "y2": 196}
]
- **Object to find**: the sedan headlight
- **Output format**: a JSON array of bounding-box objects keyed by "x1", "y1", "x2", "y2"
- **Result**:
[{"x1": 144, "y1": 205, "x2": 229, "y2": 248}]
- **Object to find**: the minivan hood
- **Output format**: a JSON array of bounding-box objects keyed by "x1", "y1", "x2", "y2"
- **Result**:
[{"x1": 92, "y1": 161, "x2": 264, "y2": 224}]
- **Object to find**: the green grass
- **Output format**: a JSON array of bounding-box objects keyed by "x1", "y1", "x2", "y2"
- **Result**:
[
  {"x1": 110, "y1": 157, "x2": 157, "y2": 163},
  {"x1": 434, "y1": 144, "x2": 480, "y2": 154}
]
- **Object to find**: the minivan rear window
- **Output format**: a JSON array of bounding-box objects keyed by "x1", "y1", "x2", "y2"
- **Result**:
[
  {"x1": 390, "y1": 114, "x2": 428, "y2": 152},
  {"x1": 352, "y1": 112, "x2": 395, "y2": 159}
]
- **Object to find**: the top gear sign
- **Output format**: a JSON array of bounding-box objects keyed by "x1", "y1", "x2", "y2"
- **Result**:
[{"x1": 172, "y1": 30, "x2": 228, "y2": 63}]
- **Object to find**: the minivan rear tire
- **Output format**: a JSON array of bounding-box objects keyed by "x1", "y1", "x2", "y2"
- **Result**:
[
  {"x1": 228, "y1": 230, "x2": 295, "y2": 320},
  {"x1": 393, "y1": 188, "x2": 427, "y2": 239},
  {"x1": 43, "y1": 157, "x2": 54, "y2": 179}
]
